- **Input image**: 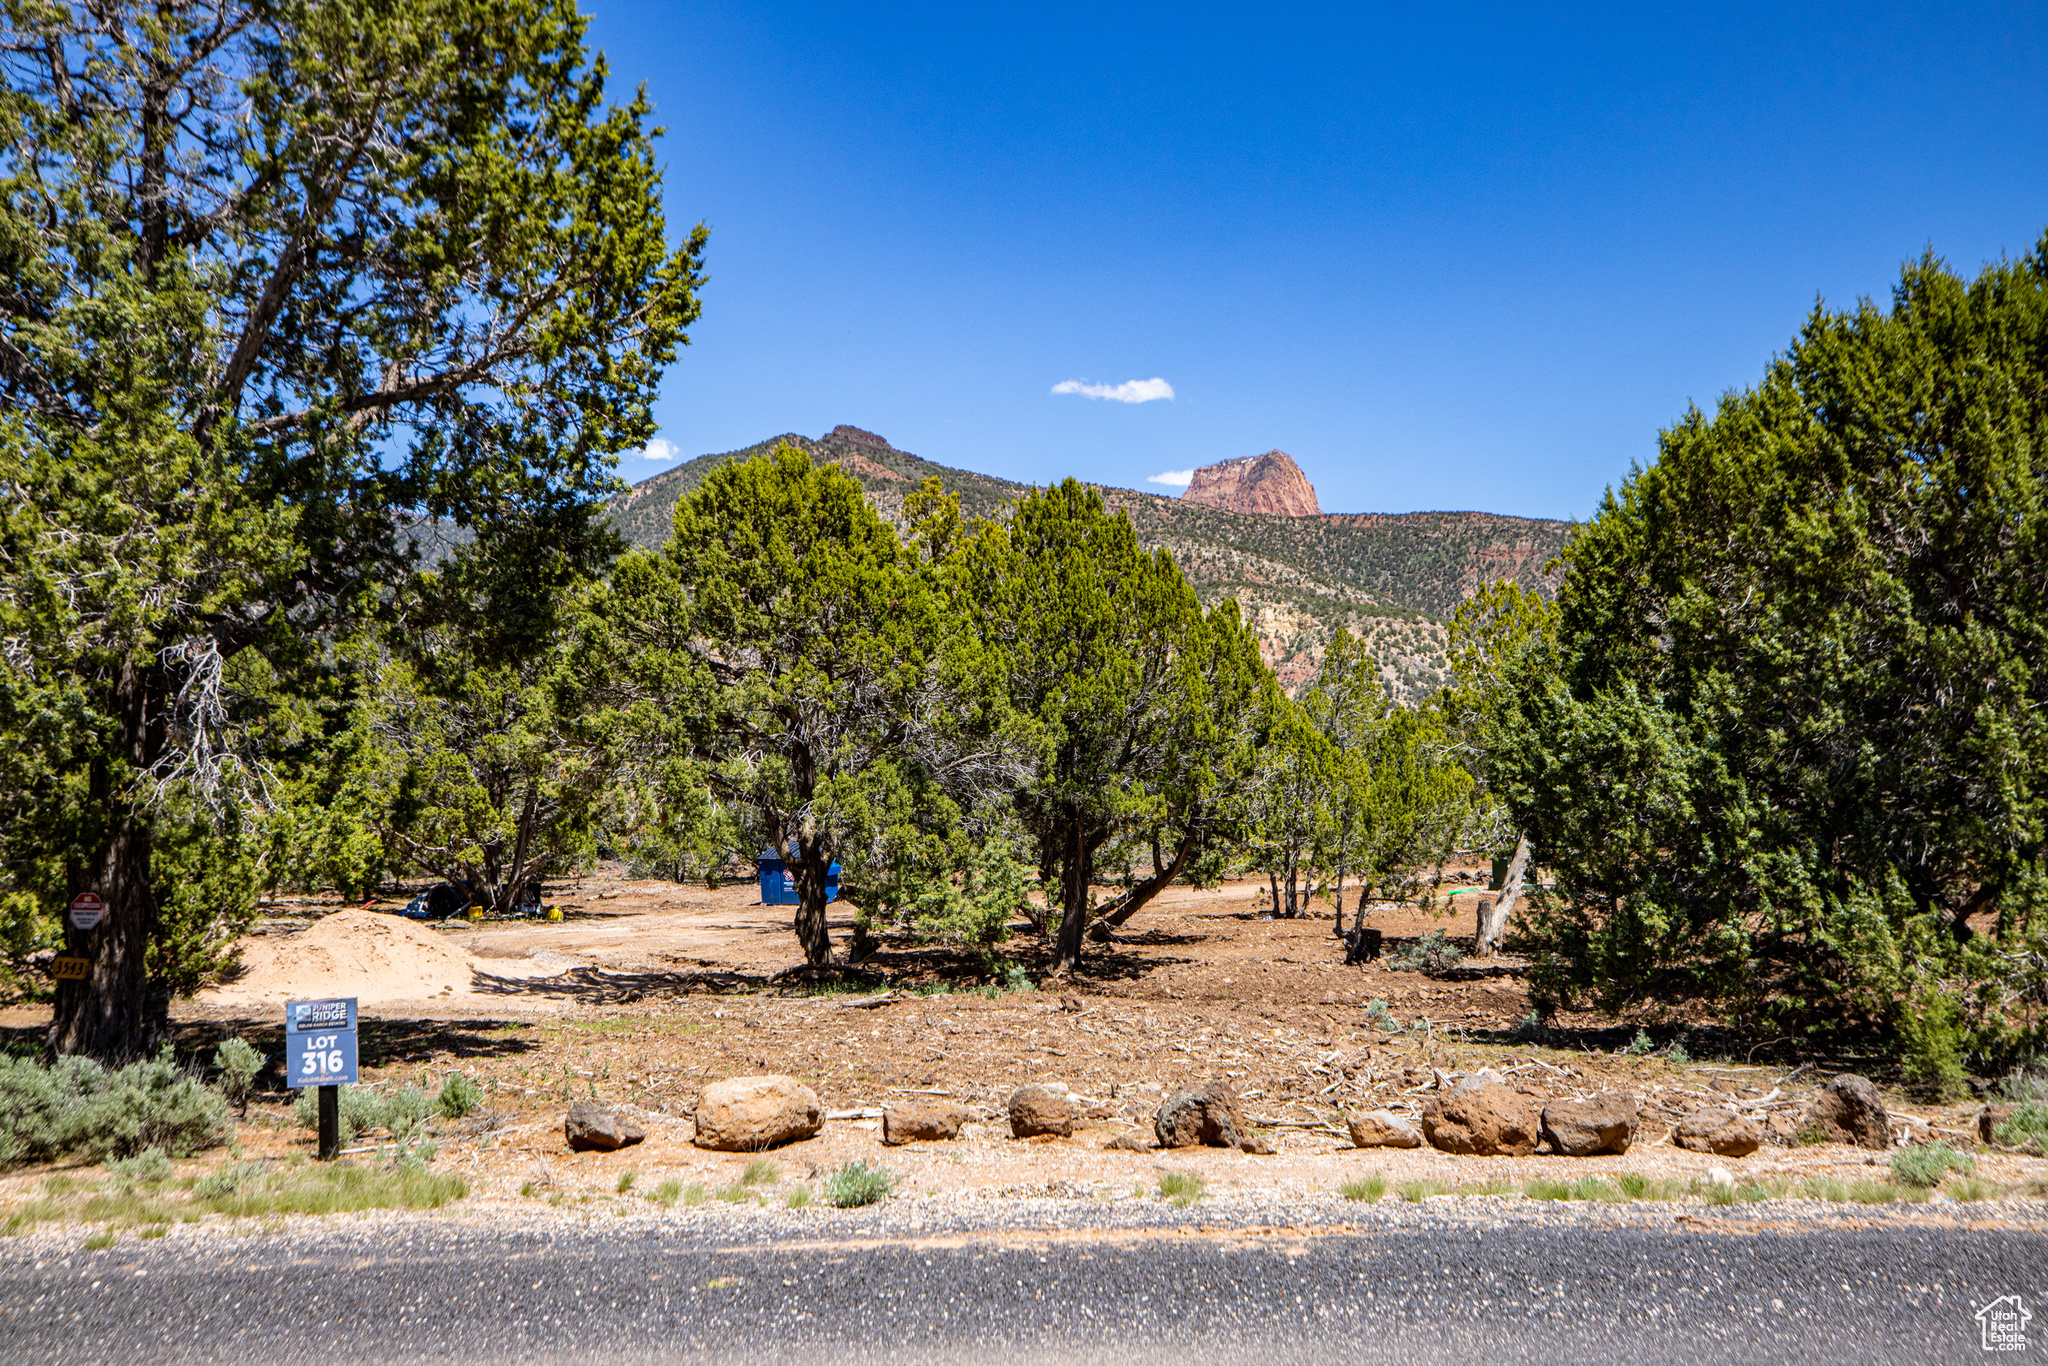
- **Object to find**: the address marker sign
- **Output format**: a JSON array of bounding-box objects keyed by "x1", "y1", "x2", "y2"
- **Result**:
[{"x1": 285, "y1": 997, "x2": 359, "y2": 1087}]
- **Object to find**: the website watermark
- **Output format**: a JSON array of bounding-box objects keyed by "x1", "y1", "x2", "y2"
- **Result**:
[{"x1": 1978, "y1": 1295, "x2": 2032, "y2": 1352}]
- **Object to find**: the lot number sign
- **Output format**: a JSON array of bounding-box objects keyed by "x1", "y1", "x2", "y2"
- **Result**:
[{"x1": 285, "y1": 997, "x2": 359, "y2": 1087}]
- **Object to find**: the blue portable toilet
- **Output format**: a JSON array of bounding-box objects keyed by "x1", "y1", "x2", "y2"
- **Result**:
[{"x1": 757, "y1": 848, "x2": 839, "y2": 906}]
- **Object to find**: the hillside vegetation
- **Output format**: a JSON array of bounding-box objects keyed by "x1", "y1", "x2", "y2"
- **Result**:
[{"x1": 605, "y1": 425, "x2": 1570, "y2": 698}]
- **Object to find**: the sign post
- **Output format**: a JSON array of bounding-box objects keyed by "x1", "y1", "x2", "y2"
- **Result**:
[{"x1": 285, "y1": 998, "x2": 359, "y2": 1159}]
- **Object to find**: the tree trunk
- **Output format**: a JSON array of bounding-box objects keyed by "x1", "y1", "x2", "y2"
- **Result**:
[
  {"x1": 50, "y1": 662, "x2": 163, "y2": 1063},
  {"x1": 1052, "y1": 816, "x2": 1091, "y2": 973},
  {"x1": 1476, "y1": 833, "x2": 1533, "y2": 957},
  {"x1": 1332, "y1": 863, "x2": 1347, "y2": 936},
  {"x1": 1267, "y1": 868, "x2": 1280, "y2": 917},
  {"x1": 1089, "y1": 825, "x2": 1197, "y2": 940},
  {"x1": 788, "y1": 835, "x2": 836, "y2": 967}
]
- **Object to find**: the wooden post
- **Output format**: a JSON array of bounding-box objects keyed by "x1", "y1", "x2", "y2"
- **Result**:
[{"x1": 318, "y1": 1084, "x2": 340, "y2": 1159}]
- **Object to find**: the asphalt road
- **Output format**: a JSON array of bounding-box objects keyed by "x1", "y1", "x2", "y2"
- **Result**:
[{"x1": 3, "y1": 1205, "x2": 2042, "y2": 1365}]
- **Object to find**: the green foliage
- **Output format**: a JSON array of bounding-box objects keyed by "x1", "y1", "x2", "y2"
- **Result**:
[
  {"x1": 435, "y1": 1074, "x2": 483, "y2": 1120},
  {"x1": 0, "y1": 0, "x2": 705, "y2": 1060},
  {"x1": 1619, "y1": 1029, "x2": 1656, "y2": 1057},
  {"x1": 617, "y1": 1170, "x2": 637, "y2": 1194},
  {"x1": 1890, "y1": 1141, "x2": 1976, "y2": 1188},
  {"x1": 1492, "y1": 240, "x2": 2048, "y2": 1054},
  {"x1": 580, "y1": 451, "x2": 1022, "y2": 966},
  {"x1": 105, "y1": 1147, "x2": 173, "y2": 1188},
  {"x1": 292, "y1": 1085, "x2": 428, "y2": 1148},
  {"x1": 787, "y1": 1186, "x2": 813, "y2": 1209},
  {"x1": 1156, "y1": 1171, "x2": 1205, "y2": 1207},
  {"x1": 1993, "y1": 1103, "x2": 2048, "y2": 1152},
  {"x1": 956, "y1": 479, "x2": 1269, "y2": 966},
  {"x1": 653, "y1": 1179, "x2": 682, "y2": 1207},
  {"x1": 1362, "y1": 1000, "x2": 1402, "y2": 1032},
  {"x1": 1898, "y1": 991, "x2": 1971, "y2": 1101},
  {"x1": 1339, "y1": 1172, "x2": 1387, "y2": 1202},
  {"x1": 0, "y1": 1048, "x2": 230, "y2": 1164},
  {"x1": 1387, "y1": 929, "x2": 1465, "y2": 976},
  {"x1": 823, "y1": 1161, "x2": 893, "y2": 1208},
  {"x1": 740, "y1": 1158, "x2": 780, "y2": 1187},
  {"x1": 210, "y1": 1039, "x2": 266, "y2": 1115}
]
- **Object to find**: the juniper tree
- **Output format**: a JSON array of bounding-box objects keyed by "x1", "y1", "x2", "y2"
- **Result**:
[
  {"x1": 1493, "y1": 241, "x2": 2048, "y2": 1050},
  {"x1": 0, "y1": 0, "x2": 704, "y2": 1058}
]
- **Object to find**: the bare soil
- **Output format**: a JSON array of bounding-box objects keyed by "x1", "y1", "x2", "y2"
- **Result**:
[{"x1": 1, "y1": 864, "x2": 2038, "y2": 1218}]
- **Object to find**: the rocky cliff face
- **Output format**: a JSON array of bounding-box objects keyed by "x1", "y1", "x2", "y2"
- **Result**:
[{"x1": 1181, "y1": 450, "x2": 1320, "y2": 517}]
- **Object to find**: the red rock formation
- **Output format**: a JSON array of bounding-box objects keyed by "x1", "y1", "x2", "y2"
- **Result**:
[{"x1": 1181, "y1": 450, "x2": 1320, "y2": 517}]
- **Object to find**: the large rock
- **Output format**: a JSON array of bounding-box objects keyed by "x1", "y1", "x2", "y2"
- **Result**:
[
  {"x1": 1154, "y1": 1080, "x2": 1248, "y2": 1149},
  {"x1": 1181, "y1": 451, "x2": 1321, "y2": 517},
  {"x1": 1540, "y1": 1092, "x2": 1638, "y2": 1157},
  {"x1": 692, "y1": 1075, "x2": 823, "y2": 1151},
  {"x1": 1422, "y1": 1080, "x2": 1540, "y2": 1156},
  {"x1": 881, "y1": 1100, "x2": 966, "y2": 1146},
  {"x1": 564, "y1": 1102, "x2": 644, "y2": 1152},
  {"x1": 1672, "y1": 1107, "x2": 1761, "y2": 1157},
  {"x1": 1804, "y1": 1074, "x2": 1891, "y2": 1150},
  {"x1": 1008, "y1": 1085, "x2": 1080, "y2": 1138},
  {"x1": 1348, "y1": 1109, "x2": 1424, "y2": 1149}
]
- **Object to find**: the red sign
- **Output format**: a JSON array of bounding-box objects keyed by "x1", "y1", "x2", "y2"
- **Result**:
[{"x1": 68, "y1": 892, "x2": 105, "y2": 931}]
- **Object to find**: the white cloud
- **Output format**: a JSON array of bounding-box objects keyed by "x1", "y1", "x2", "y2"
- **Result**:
[
  {"x1": 1146, "y1": 469, "x2": 1195, "y2": 488},
  {"x1": 633, "y1": 436, "x2": 679, "y2": 462},
  {"x1": 1051, "y1": 377, "x2": 1175, "y2": 404}
]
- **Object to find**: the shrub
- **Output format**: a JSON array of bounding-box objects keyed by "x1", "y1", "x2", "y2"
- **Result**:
[
  {"x1": 653, "y1": 1179, "x2": 681, "y2": 1207},
  {"x1": 1508, "y1": 1010, "x2": 1548, "y2": 1044},
  {"x1": 292, "y1": 1085, "x2": 434, "y2": 1148},
  {"x1": 0, "y1": 1048, "x2": 230, "y2": 1164},
  {"x1": 787, "y1": 1186, "x2": 813, "y2": 1209},
  {"x1": 1387, "y1": 930, "x2": 1464, "y2": 976},
  {"x1": 210, "y1": 1039, "x2": 266, "y2": 1115},
  {"x1": 1891, "y1": 1141, "x2": 1976, "y2": 1188},
  {"x1": 435, "y1": 1073, "x2": 483, "y2": 1119},
  {"x1": 1157, "y1": 1171, "x2": 1204, "y2": 1207},
  {"x1": 741, "y1": 1158, "x2": 780, "y2": 1187},
  {"x1": 1619, "y1": 1029, "x2": 1656, "y2": 1057},
  {"x1": 1994, "y1": 1102, "x2": 2048, "y2": 1153},
  {"x1": 824, "y1": 1161, "x2": 893, "y2": 1208},
  {"x1": 105, "y1": 1147, "x2": 172, "y2": 1188},
  {"x1": 1362, "y1": 1000, "x2": 1401, "y2": 1032},
  {"x1": 1339, "y1": 1172, "x2": 1387, "y2": 1202},
  {"x1": 1949, "y1": 1175, "x2": 2001, "y2": 1202},
  {"x1": 617, "y1": 1170, "x2": 637, "y2": 1193},
  {"x1": 1898, "y1": 992, "x2": 1970, "y2": 1102}
]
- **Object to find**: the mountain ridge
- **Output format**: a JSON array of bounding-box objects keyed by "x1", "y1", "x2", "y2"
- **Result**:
[{"x1": 604, "y1": 426, "x2": 1572, "y2": 699}]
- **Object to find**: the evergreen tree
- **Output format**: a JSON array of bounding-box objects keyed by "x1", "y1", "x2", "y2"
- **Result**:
[
  {"x1": 0, "y1": 0, "x2": 704, "y2": 1058},
  {"x1": 1495, "y1": 241, "x2": 2048, "y2": 1053}
]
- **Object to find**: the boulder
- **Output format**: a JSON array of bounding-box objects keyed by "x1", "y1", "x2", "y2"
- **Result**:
[
  {"x1": 564, "y1": 1102, "x2": 644, "y2": 1152},
  {"x1": 881, "y1": 1100, "x2": 966, "y2": 1146},
  {"x1": 1153, "y1": 1079, "x2": 1248, "y2": 1149},
  {"x1": 692, "y1": 1075, "x2": 823, "y2": 1151},
  {"x1": 1008, "y1": 1084, "x2": 1080, "y2": 1138},
  {"x1": 1422, "y1": 1081, "x2": 1541, "y2": 1156},
  {"x1": 1804, "y1": 1074, "x2": 1890, "y2": 1150},
  {"x1": 1540, "y1": 1092, "x2": 1638, "y2": 1157},
  {"x1": 1103, "y1": 1131, "x2": 1152, "y2": 1151},
  {"x1": 1239, "y1": 1133, "x2": 1277, "y2": 1155},
  {"x1": 1347, "y1": 1109, "x2": 1425, "y2": 1150},
  {"x1": 1672, "y1": 1107, "x2": 1761, "y2": 1157}
]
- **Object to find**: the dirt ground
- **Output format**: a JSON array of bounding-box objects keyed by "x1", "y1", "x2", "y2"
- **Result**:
[{"x1": 2, "y1": 864, "x2": 2038, "y2": 1216}]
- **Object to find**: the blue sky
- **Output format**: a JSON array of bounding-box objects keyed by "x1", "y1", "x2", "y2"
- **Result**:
[{"x1": 589, "y1": 2, "x2": 2048, "y2": 520}]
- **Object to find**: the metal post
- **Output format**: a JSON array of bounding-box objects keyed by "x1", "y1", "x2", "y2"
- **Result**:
[{"x1": 318, "y1": 1084, "x2": 339, "y2": 1159}]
